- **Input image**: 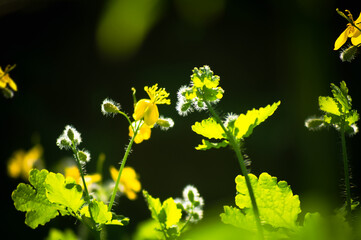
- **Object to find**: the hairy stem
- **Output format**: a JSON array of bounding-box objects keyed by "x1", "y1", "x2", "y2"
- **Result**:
[
  {"x1": 71, "y1": 144, "x2": 97, "y2": 231},
  {"x1": 108, "y1": 122, "x2": 140, "y2": 211},
  {"x1": 203, "y1": 100, "x2": 264, "y2": 240},
  {"x1": 340, "y1": 124, "x2": 352, "y2": 219}
]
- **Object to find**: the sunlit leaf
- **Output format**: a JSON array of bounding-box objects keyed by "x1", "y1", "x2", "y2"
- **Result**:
[
  {"x1": 234, "y1": 172, "x2": 301, "y2": 229},
  {"x1": 234, "y1": 101, "x2": 281, "y2": 139},
  {"x1": 192, "y1": 117, "x2": 224, "y2": 139},
  {"x1": 12, "y1": 169, "x2": 59, "y2": 229},
  {"x1": 45, "y1": 172, "x2": 84, "y2": 214},
  {"x1": 195, "y1": 139, "x2": 229, "y2": 150},
  {"x1": 319, "y1": 96, "x2": 341, "y2": 116}
]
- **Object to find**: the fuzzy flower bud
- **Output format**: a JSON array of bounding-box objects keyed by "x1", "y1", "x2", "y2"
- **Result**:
[
  {"x1": 156, "y1": 117, "x2": 174, "y2": 131},
  {"x1": 77, "y1": 150, "x2": 91, "y2": 163},
  {"x1": 101, "y1": 98, "x2": 121, "y2": 116},
  {"x1": 56, "y1": 125, "x2": 82, "y2": 150},
  {"x1": 339, "y1": 45, "x2": 358, "y2": 62}
]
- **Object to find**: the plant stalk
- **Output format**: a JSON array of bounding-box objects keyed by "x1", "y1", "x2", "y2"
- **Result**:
[
  {"x1": 108, "y1": 122, "x2": 140, "y2": 211},
  {"x1": 340, "y1": 124, "x2": 352, "y2": 218},
  {"x1": 204, "y1": 100, "x2": 264, "y2": 240},
  {"x1": 71, "y1": 144, "x2": 99, "y2": 235}
]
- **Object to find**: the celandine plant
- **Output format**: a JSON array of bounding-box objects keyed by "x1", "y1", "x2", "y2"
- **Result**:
[
  {"x1": 305, "y1": 81, "x2": 359, "y2": 219},
  {"x1": 11, "y1": 84, "x2": 175, "y2": 239},
  {"x1": 142, "y1": 185, "x2": 204, "y2": 240},
  {"x1": 176, "y1": 65, "x2": 285, "y2": 239},
  {"x1": 334, "y1": 9, "x2": 361, "y2": 62}
]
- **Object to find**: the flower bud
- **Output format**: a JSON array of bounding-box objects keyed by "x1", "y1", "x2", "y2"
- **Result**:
[
  {"x1": 101, "y1": 98, "x2": 121, "y2": 116},
  {"x1": 305, "y1": 117, "x2": 326, "y2": 131},
  {"x1": 156, "y1": 117, "x2": 174, "y2": 131},
  {"x1": 78, "y1": 150, "x2": 91, "y2": 163},
  {"x1": 340, "y1": 45, "x2": 358, "y2": 62}
]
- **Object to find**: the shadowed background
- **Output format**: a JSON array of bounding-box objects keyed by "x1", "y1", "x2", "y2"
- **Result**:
[{"x1": 1, "y1": 0, "x2": 361, "y2": 239}]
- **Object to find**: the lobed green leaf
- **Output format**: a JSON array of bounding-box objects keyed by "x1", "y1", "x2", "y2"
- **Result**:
[
  {"x1": 195, "y1": 139, "x2": 229, "y2": 150},
  {"x1": 234, "y1": 101, "x2": 281, "y2": 139},
  {"x1": 12, "y1": 169, "x2": 59, "y2": 229},
  {"x1": 143, "y1": 190, "x2": 182, "y2": 229},
  {"x1": 192, "y1": 117, "x2": 225, "y2": 140},
  {"x1": 234, "y1": 172, "x2": 301, "y2": 229},
  {"x1": 45, "y1": 172, "x2": 84, "y2": 215}
]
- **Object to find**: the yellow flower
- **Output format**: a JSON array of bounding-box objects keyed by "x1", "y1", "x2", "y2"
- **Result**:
[
  {"x1": 64, "y1": 165, "x2": 101, "y2": 189},
  {"x1": 0, "y1": 66, "x2": 17, "y2": 91},
  {"x1": 110, "y1": 166, "x2": 141, "y2": 200},
  {"x1": 133, "y1": 84, "x2": 170, "y2": 127},
  {"x1": 129, "y1": 121, "x2": 151, "y2": 144},
  {"x1": 7, "y1": 144, "x2": 43, "y2": 180},
  {"x1": 334, "y1": 10, "x2": 361, "y2": 50}
]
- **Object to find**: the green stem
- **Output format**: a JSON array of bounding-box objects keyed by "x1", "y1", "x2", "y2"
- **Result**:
[
  {"x1": 71, "y1": 144, "x2": 98, "y2": 233},
  {"x1": 108, "y1": 122, "x2": 140, "y2": 211},
  {"x1": 340, "y1": 124, "x2": 352, "y2": 219},
  {"x1": 204, "y1": 100, "x2": 264, "y2": 240}
]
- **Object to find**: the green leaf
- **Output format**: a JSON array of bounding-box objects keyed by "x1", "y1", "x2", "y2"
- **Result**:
[
  {"x1": 106, "y1": 214, "x2": 130, "y2": 226},
  {"x1": 45, "y1": 172, "x2": 84, "y2": 214},
  {"x1": 234, "y1": 172, "x2": 301, "y2": 229},
  {"x1": 234, "y1": 101, "x2": 281, "y2": 139},
  {"x1": 143, "y1": 190, "x2": 163, "y2": 222},
  {"x1": 331, "y1": 81, "x2": 351, "y2": 112},
  {"x1": 319, "y1": 96, "x2": 341, "y2": 116},
  {"x1": 195, "y1": 139, "x2": 229, "y2": 150},
  {"x1": 80, "y1": 200, "x2": 112, "y2": 225},
  {"x1": 162, "y1": 198, "x2": 182, "y2": 228},
  {"x1": 192, "y1": 117, "x2": 225, "y2": 139},
  {"x1": 45, "y1": 228, "x2": 77, "y2": 240},
  {"x1": 143, "y1": 190, "x2": 182, "y2": 229},
  {"x1": 220, "y1": 206, "x2": 256, "y2": 231},
  {"x1": 12, "y1": 169, "x2": 59, "y2": 229}
]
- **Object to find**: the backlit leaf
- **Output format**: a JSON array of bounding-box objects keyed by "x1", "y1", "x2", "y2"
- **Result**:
[
  {"x1": 234, "y1": 101, "x2": 281, "y2": 139},
  {"x1": 195, "y1": 139, "x2": 229, "y2": 151},
  {"x1": 234, "y1": 172, "x2": 301, "y2": 229},
  {"x1": 12, "y1": 169, "x2": 59, "y2": 229},
  {"x1": 319, "y1": 96, "x2": 341, "y2": 116},
  {"x1": 45, "y1": 172, "x2": 84, "y2": 214},
  {"x1": 192, "y1": 117, "x2": 224, "y2": 139}
]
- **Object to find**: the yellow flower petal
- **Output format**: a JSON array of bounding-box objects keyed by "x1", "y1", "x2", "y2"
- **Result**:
[
  {"x1": 129, "y1": 121, "x2": 151, "y2": 144},
  {"x1": 133, "y1": 99, "x2": 150, "y2": 121},
  {"x1": 8, "y1": 78, "x2": 17, "y2": 91},
  {"x1": 351, "y1": 33, "x2": 361, "y2": 46},
  {"x1": 109, "y1": 166, "x2": 141, "y2": 200},
  {"x1": 7, "y1": 151, "x2": 25, "y2": 178},
  {"x1": 334, "y1": 28, "x2": 350, "y2": 50},
  {"x1": 143, "y1": 103, "x2": 159, "y2": 127}
]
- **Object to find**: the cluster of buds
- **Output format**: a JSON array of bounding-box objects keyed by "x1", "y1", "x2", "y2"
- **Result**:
[
  {"x1": 176, "y1": 65, "x2": 224, "y2": 116},
  {"x1": 175, "y1": 185, "x2": 204, "y2": 223}
]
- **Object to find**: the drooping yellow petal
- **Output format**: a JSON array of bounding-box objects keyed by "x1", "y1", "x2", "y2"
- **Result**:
[
  {"x1": 334, "y1": 28, "x2": 350, "y2": 50},
  {"x1": 351, "y1": 33, "x2": 361, "y2": 46},
  {"x1": 143, "y1": 103, "x2": 159, "y2": 127},
  {"x1": 7, "y1": 150, "x2": 25, "y2": 178},
  {"x1": 109, "y1": 166, "x2": 141, "y2": 200},
  {"x1": 0, "y1": 79, "x2": 6, "y2": 88},
  {"x1": 8, "y1": 78, "x2": 17, "y2": 91},
  {"x1": 129, "y1": 121, "x2": 151, "y2": 144},
  {"x1": 133, "y1": 99, "x2": 150, "y2": 120}
]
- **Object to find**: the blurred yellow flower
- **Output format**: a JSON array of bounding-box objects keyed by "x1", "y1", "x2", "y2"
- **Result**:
[
  {"x1": 129, "y1": 121, "x2": 151, "y2": 144},
  {"x1": 334, "y1": 10, "x2": 361, "y2": 50},
  {"x1": 133, "y1": 84, "x2": 170, "y2": 127},
  {"x1": 0, "y1": 65, "x2": 17, "y2": 91},
  {"x1": 7, "y1": 144, "x2": 43, "y2": 180},
  {"x1": 110, "y1": 166, "x2": 141, "y2": 200},
  {"x1": 64, "y1": 166, "x2": 101, "y2": 189}
]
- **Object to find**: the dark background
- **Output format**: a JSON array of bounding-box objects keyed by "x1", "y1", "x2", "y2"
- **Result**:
[{"x1": 1, "y1": 0, "x2": 361, "y2": 239}]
